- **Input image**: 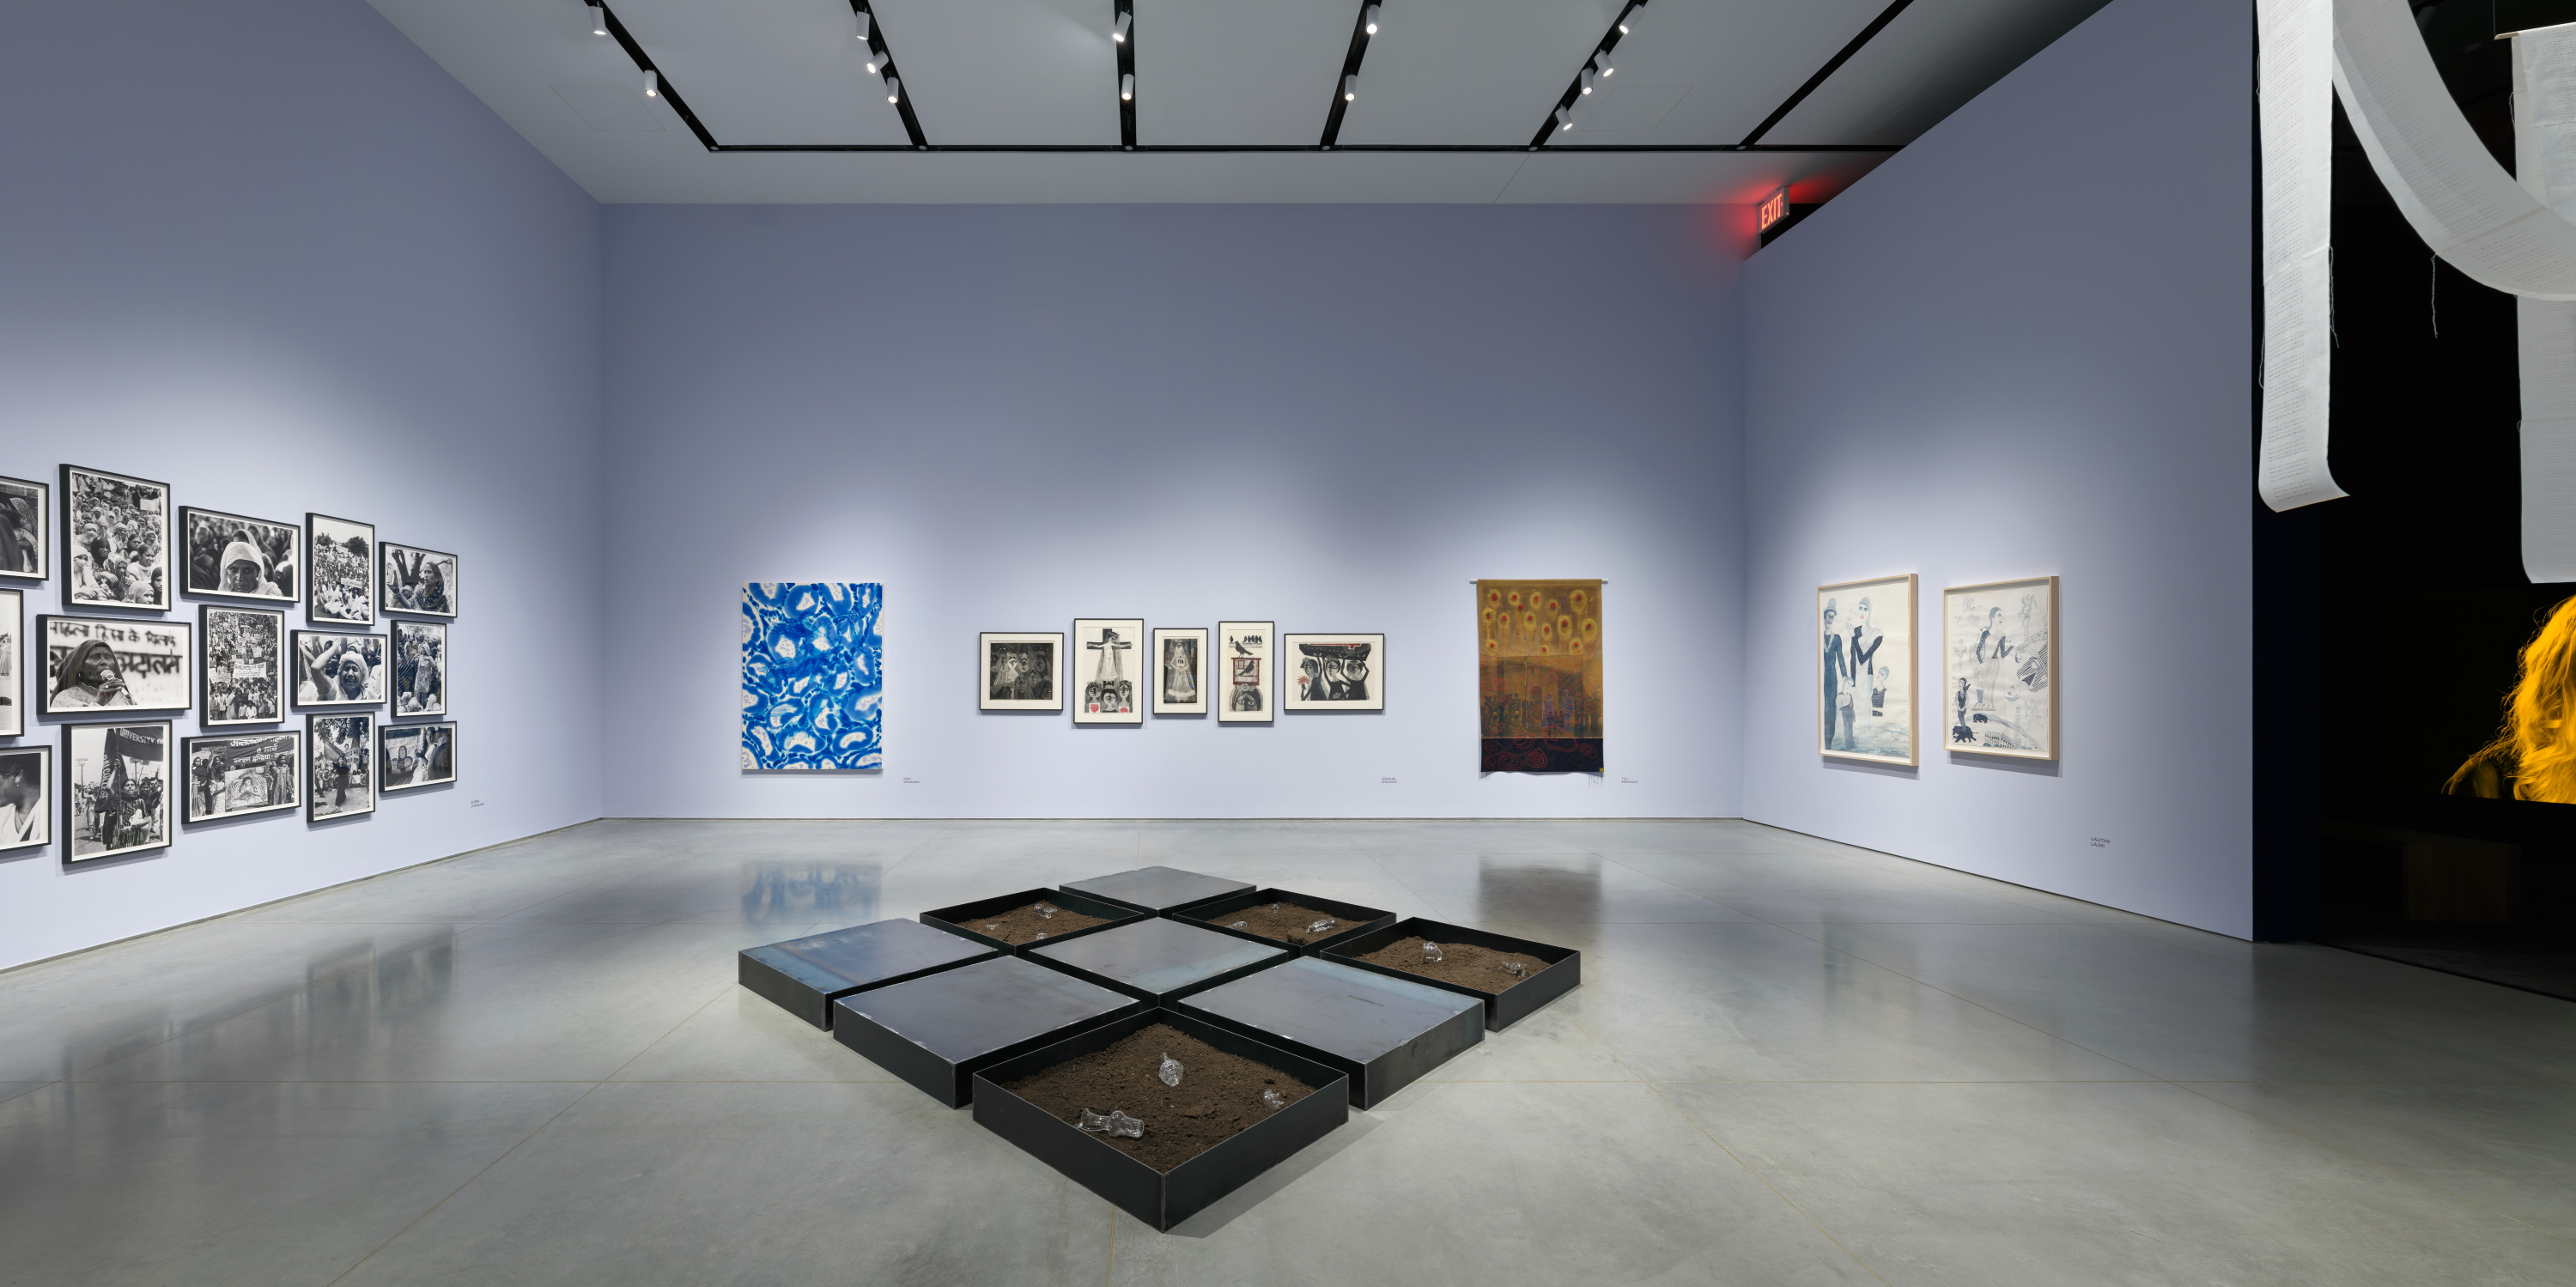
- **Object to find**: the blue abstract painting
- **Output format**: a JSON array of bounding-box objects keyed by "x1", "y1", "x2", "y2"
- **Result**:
[{"x1": 742, "y1": 583, "x2": 883, "y2": 770}]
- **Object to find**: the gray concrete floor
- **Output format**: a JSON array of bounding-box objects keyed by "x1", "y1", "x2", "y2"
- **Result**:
[{"x1": 3, "y1": 819, "x2": 2573, "y2": 1286}]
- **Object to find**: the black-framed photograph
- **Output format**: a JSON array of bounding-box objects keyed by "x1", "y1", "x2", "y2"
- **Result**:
[
  {"x1": 1217, "y1": 622, "x2": 1275, "y2": 723},
  {"x1": 307, "y1": 713, "x2": 374, "y2": 821},
  {"x1": 381, "y1": 542, "x2": 456, "y2": 618},
  {"x1": 379, "y1": 720, "x2": 455, "y2": 792},
  {"x1": 61, "y1": 464, "x2": 172, "y2": 610},
  {"x1": 179, "y1": 507, "x2": 299, "y2": 604},
  {"x1": 200, "y1": 605, "x2": 284, "y2": 726},
  {"x1": 979, "y1": 632, "x2": 1063, "y2": 711},
  {"x1": 1072, "y1": 618, "x2": 1145, "y2": 725},
  {"x1": 0, "y1": 744, "x2": 49, "y2": 853},
  {"x1": 291, "y1": 629, "x2": 386, "y2": 707},
  {"x1": 0, "y1": 587, "x2": 20, "y2": 738},
  {"x1": 1151, "y1": 627, "x2": 1207, "y2": 715},
  {"x1": 0, "y1": 474, "x2": 48, "y2": 580},
  {"x1": 181, "y1": 731, "x2": 301, "y2": 823},
  {"x1": 392, "y1": 621, "x2": 447, "y2": 718},
  {"x1": 1283, "y1": 633, "x2": 1386, "y2": 712},
  {"x1": 64, "y1": 720, "x2": 171, "y2": 862},
  {"x1": 39, "y1": 615, "x2": 192, "y2": 715},
  {"x1": 307, "y1": 513, "x2": 374, "y2": 626}
]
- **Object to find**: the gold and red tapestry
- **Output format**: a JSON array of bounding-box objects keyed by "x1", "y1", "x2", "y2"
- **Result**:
[{"x1": 1477, "y1": 579, "x2": 1602, "y2": 773}]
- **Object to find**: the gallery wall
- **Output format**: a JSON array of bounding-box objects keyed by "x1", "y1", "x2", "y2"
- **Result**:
[
  {"x1": 598, "y1": 203, "x2": 1748, "y2": 819},
  {"x1": 0, "y1": 0, "x2": 607, "y2": 968},
  {"x1": 1739, "y1": 0, "x2": 2256, "y2": 935}
]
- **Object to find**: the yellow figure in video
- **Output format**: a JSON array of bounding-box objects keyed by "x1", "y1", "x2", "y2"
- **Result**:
[{"x1": 2448, "y1": 594, "x2": 2576, "y2": 802}]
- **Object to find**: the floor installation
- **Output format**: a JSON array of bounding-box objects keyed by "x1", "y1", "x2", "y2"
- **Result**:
[{"x1": 2, "y1": 819, "x2": 2571, "y2": 1285}]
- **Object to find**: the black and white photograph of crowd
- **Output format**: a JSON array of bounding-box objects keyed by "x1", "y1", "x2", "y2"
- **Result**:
[
  {"x1": 203, "y1": 606, "x2": 283, "y2": 725},
  {"x1": 64, "y1": 464, "x2": 171, "y2": 610},
  {"x1": 182, "y1": 507, "x2": 297, "y2": 604},
  {"x1": 184, "y1": 732, "x2": 300, "y2": 823},
  {"x1": 307, "y1": 513, "x2": 374, "y2": 625},
  {"x1": 294, "y1": 630, "x2": 386, "y2": 707},
  {"x1": 380, "y1": 721, "x2": 455, "y2": 792},
  {"x1": 394, "y1": 621, "x2": 445, "y2": 717},
  {"x1": 382, "y1": 542, "x2": 455, "y2": 617},
  {"x1": 307, "y1": 713, "x2": 374, "y2": 821}
]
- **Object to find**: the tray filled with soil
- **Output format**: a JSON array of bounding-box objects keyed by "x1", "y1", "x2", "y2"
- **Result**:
[
  {"x1": 1029, "y1": 916, "x2": 1288, "y2": 1004},
  {"x1": 921, "y1": 887, "x2": 1145, "y2": 954},
  {"x1": 973, "y1": 1009, "x2": 1348, "y2": 1231},
  {"x1": 739, "y1": 918, "x2": 1002, "y2": 1029},
  {"x1": 1320, "y1": 918, "x2": 1580, "y2": 1031},
  {"x1": 1179, "y1": 888, "x2": 1396, "y2": 956},
  {"x1": 1176, "y1": 956, "x2": 1481, "y2": 1108},
  {"x1": 832, "y1": 955, "x2": 1146, "y2": 1106},
  {"x1": 1058, "y1": 865, "x2": 1255, "y2": 915}
]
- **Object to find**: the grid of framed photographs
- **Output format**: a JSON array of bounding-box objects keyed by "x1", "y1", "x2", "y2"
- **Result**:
[{"x1": 0, "y1": 462, "x2": 461, "y2": 864}]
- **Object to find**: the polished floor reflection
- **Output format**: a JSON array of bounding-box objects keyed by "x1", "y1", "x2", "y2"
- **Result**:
[{"x1": 2, "y1": 818, "x2": 2571, "y2": 1285}]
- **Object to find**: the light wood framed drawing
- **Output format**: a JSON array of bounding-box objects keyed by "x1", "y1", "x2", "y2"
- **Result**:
[
  {"x1": 1151, "y1": 627, "x2": 1208, "y2": 715},
  {"x1": 1216, "y1": 622, "x2": 1274, "y2": 723},
  {"x1": 979, "y1": 632, "x2": 1064, "y2": 712},
  {"x1": 1941, "y1": 576, "x2": 2057, "y2": 759},
  {"x1": 1817, "y1": 574, "x2": 1917, "y2": 766}
]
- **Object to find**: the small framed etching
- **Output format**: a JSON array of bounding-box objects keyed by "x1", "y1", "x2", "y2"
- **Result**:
[
  {"x1": 1283, "y1": 633, "x2": 1385, "y2": 712},
  {"x1": 1151, "y1": 628, "x2": 1208, "y2": 715},
  {"x1": 1216, "y1": 622, "x2": 1273, "y2": 723},
  {"x1": 980, "y1": 632, "x2": 1063, "y2": 712},
  {"x1": 1072, "y1": 619, "x2": 1145, "y2": 725}
]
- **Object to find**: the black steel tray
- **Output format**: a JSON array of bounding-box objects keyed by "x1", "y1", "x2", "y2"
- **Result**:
[
  {"x1": 832, "y1": 955, "x2": 1146, "y2": 1107},
  {"x1": 971, "y1": 1007, "x2": 1349, "y2": 1231},
  {"x1": 1175, "y1": 887, "x2": 1397, "y2": 956},
  {"x1": 1176, "y1": 956, "x2": 1482, "y2": 1108},
  {"x1": 1027, "y1": 916, "x2": 1289, "y2": 1005},
  {"x1": 920, "y1": 887, "x2": 1148, "y2": 956},
  {"x1": 1057, "y1": 865, "x2": 1255, "y2": 914},
  {"x1": 738, "y1": 918, "x2": 1001, "y2": 1029},
  {"x1": 1319, "y1": 917, "x2": 1581, "y2": 1031}
]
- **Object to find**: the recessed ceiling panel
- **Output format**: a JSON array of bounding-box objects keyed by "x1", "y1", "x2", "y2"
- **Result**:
[
  {"x1": 1544, "y1": 0, "x2": 1891, "y2": 148},
  {"x1": 1762, "y1": 0, "x2": 2109, "y2": 145},
  {"x1": 1335, "y1": 0, "x2": 1621, "y2": 146},
  {"x1": 872, "y1": 0, "x2": 1121, "y2": 144},
  {"x1": 611, "y1": 0, "x2": 911, "y2": 145},
  {"x1": 1132, "y1": 0, "x2": 1353, "y2": 145}
]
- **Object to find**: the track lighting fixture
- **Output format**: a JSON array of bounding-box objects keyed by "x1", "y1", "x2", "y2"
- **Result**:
[
  {"x1": 1113, "y1": 11, "x2": 1131, "y2": 42},
  {"x1": 1619, "y1": 0, "x2": 1643, "y2": 33},
  {"x1": 1121, "y1": 73, "x2": 1133, "y2": 101},
  {"x1": 864, "y1": 47, "x2": 885, "y2": 73},
  {"x1": 1579, "y1": 68, "x2": 1594, "y2": 94},
  {"x1": 1595, "y1": 52, "x2": 1613, "y2": 76},
  {"x1": 855, "y1": 9, "x2": 870, "y2": 39},
  {"x1": 641, "y1": 70, "x2": 659, "y2": 98},
  {"x1": 1364, "y1": 5, "x2": 1380, "y2": 35},
  {"x1": 884, "y1": 73, "x2": 900, "y2": 103},
  {"x1": 1556, "y1": 107, "x2": 1573, "y2": 131},
  {"x1": 579, "y1": 1, "x2": 607, "y2": 37},
  {"x1": 1343, "y1": 75, "x2": 1358, "y2": 101}
]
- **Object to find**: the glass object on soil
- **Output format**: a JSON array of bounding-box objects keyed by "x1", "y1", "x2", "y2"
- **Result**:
[
  {"x1": 1035, "y1": 902, "x2": 1058, "y2": 920},
  {"x1": 1078, "y1": 1108, "x2": 1112, "y2": 1132},
  {"x1": 984, "y1": 924, "x2": 999, "y2": 932},
  {"x1": 1034, "y1": 932, "x2": 1048, "y2": 939},
  {"x1": 1422, "y1": 941, "x2": 1443, "y2": 962},
  {"x1": 1108, "y1": 1110, "x2": 1145, "y2": 1138},
  {"x1": 1306, "y1": 919, "x2": 1337, "y2": 934},
  {"x1": 1157, "y1": 1053, "x2": 1182, "y2": 1087},
  {"x1": 1230, "y1": 921, "x2": 1249, "y2": 930},
  {"x1": 1261, "y1": 1089, "x2": 1285, "y2": 1110},
  {"x1": 1499, "y1": 960, "x2": 1527, "y2": 977}
]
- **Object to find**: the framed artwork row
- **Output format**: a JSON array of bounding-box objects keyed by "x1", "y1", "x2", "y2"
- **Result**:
[
  {"x1": 972, "y1": 621, "x2": 1365, "y2": 723},
  {"x1": 1815, "y1": 573, "x2": 2061, "y2": 766}
]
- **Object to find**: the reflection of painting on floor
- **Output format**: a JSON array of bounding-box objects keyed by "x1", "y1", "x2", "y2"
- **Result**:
[
  {"x1": 1478, "y1": 580, "x2": 1602, "y2": 772},
  {"x1": 743, "y1": 583, "x2": 883, "y2": 770}
]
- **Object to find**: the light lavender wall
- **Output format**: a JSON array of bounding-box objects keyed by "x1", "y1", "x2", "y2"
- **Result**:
[
  {"x1": 1739, "y1": 0, "x2": 2254, "y2": 934},
  {"x1": 0, "y1": 0, "x2": 606, "y2": 968},
  {"x1": 600, "y1": 204, "x2": 1748, "y2": 819}
]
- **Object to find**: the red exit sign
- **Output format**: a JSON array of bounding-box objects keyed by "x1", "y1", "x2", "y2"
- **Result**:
[{"x1": 1756, "y1": 187, "x2": 1790, "y2": 231}]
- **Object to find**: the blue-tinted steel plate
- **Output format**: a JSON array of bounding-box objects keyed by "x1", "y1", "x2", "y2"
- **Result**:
[
  {"x1": 1183, "y1": 956, "x2": 1481, "y2": 1065},
  {"x1": 842, "y1": 955, "x2": 1137, "y2": 1065},
  {"x1": 1058, "y1": 865, "x2": 1255, "y2": 913},
  {"x1": 1030, "y1": 916, "x2": 1285, "y2": 1001}
]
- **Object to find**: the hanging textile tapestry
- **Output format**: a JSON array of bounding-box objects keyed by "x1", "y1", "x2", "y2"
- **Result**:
[
  {"x1": 742, "y1": 582, "x2": 883, "y2": 770},
  {"x1": 1478, "y1": 579, "x2": 1602, "y2": 772}
]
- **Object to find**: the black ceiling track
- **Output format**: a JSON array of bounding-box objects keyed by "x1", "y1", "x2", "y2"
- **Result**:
[
  {"x1": 1526, "y1": 0, "x2": 1647, "y2": 149},
  {"x1": 1738, "y1": 0, "x2": 1919, "y2": 146},
  {"x1": 1318, "y1": 0, "x2": 1377, "y2": 148},
  {"x1": 589, "y1": 0, "x2": 1910, "y2": 158},
  {"x1": 850, "y1": 2, "x2": 930, "y2": 147}
]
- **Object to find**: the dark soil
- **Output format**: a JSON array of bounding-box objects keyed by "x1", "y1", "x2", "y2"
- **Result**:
[
  {"x1": 964, "y1": 901, "x2": 1109, "y2": 945},
  {"x1": 1194, "y1": 901, "x2": 1353, "y2": 947},
  {"x1": 1001, "y1": 1023, "x2": 1315, "y2": 1172},
  {"x1": 1353, "y1": 936, "x2": 1550, "y2": 991}
]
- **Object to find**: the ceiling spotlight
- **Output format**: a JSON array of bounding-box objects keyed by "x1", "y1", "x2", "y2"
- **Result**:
[
  {"x1": 884, "y1": 73, "x2": 900, "y2": 103},
  {"x1": 1595, "y1": 52, "x2": 1613, "y2": 76},
  {"x1": 1121, "y1": 73, "x2": 1134, "y2": 101},
  {"x1": 1579, "y1": 69, "x2": 1594, "y2": 94},
  {"x1": 1113, "y1": 11, "x2": 1130, "y2": 42},
  {"x1": 1343, "y1": 75, "x2": 1358, "y2": 102},
  {"x1": 641, "y1": 70, "x2": 659, "y2": 99},
  {"x1": 1555, "y1": 107, "x2": 1573, "y2": 131},
  {"x1": 584, "y1": 2, "x2": 609, "y2": 37},
  {"x1": 864, "y1": 47, "x2": 885, "y2": 73},
  {"x1": 855, "y1": 9, "x2": 870, "y2": 39},
  {"x1": 1364, "y1": 4, "x2": 1380, "y2": 34}
]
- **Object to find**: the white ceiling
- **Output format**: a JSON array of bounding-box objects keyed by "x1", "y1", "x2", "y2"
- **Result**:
[{"x1": 365, "y1": 0, "x2": 2109, "y2": 203}]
